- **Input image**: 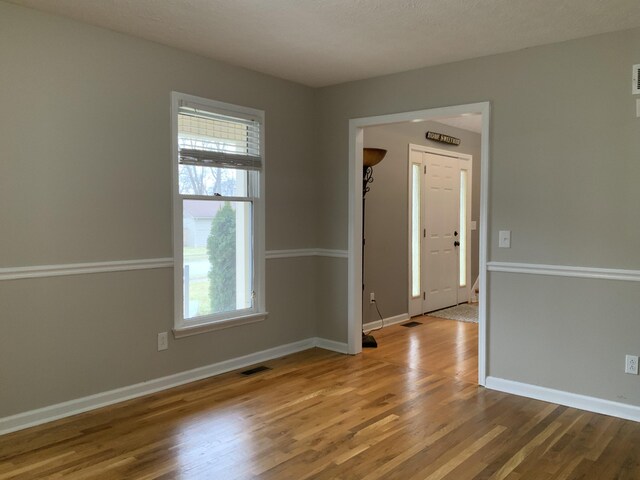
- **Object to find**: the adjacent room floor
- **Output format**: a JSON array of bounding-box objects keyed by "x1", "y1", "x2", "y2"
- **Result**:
[
  {"x1": 1, "y1": 316, "x2": 638, "y2": 479},
  {"x1": 363, "y1": 315, "x2": 478, "y2": 385}
]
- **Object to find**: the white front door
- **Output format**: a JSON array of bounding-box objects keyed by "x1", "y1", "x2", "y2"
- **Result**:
[
  {"x1": 423, "y1": 152, "x2": 459, "y2": 312},
  {"x1": 409, "y1": 145, "x2": 472, "y2": 316}
]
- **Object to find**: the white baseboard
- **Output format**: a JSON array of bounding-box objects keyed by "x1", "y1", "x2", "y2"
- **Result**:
[
  {"x1": 363, "y1": 312, "x2": 410, "y2": 331},
  {"x1": 0, "y1": 338, "x2": 320, "y2": 436},
  {"x1": 313, "y1": 337, "x2": 350, "y2": 354},
  {"x1": 486, "y1": 377, "x2": 640, "y2": 423}
]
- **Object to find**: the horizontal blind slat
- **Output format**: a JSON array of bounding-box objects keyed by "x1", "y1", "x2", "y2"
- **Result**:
[
  {"x1": 177, "y1": 103, "x2": 261, "y2": 170},
  {"x1": 179, "y1": 149, "x2": 261, "y2": 170},
  {"x1": 179, "y1": 101, "x2": 260, "y2": 125}
]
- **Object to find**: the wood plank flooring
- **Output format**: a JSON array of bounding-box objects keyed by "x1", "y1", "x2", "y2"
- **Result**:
[
  {"x1": 1, "y1": 316, "x2": 639, "y2": 479},
  {"x1": 364, "y1": 315, "x2": 478, "y2": 384}
]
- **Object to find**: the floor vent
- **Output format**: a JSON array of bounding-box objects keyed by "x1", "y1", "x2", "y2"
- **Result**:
[
  {"x1": 401, "y1": 321, "x2": 423, "y2": 328},
  {"x1": 240, "y1": 365, "x2": 271, "y2": 376}
]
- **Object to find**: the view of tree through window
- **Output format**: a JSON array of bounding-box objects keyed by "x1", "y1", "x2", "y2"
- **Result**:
[{"x1": 207, "y1": 202, "x2": 237, "y2": 313}]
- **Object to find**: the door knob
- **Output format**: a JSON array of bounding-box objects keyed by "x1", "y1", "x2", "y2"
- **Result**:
[
  {"x1": 454, "y1": 241, "x2": 460, "y2": 247},
  {"x1": 454, "y1": 231, "x2": 458, "y2": 237}
]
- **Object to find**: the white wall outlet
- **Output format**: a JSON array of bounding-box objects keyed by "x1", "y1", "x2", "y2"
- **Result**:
[
  {"x1": 370, "y1": 292, "x2": 375, "y2": 303},
  {"x1": 498, "y1": 230, "x2": 511, "y2": 248},
  {"x1": 158, "y1": 332, "x2": 168, "y2": 351},
  {"x1": 625, "y1": 354, "x2": 638, "y2": 375}
]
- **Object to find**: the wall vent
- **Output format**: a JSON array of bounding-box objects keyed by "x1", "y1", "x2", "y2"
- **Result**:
[
  {"x1": 240, "y1": 365, "x2": 271, "y2": 376},
  {"x1": 634, "y1": 64, "x2": 640, "y2": 95},
  {"x1": 401, "y1": 321, "x2": 423, "y2": 328}
]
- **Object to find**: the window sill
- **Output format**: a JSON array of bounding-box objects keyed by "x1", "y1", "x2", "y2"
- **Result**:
[{"x1": 173, "y1": 312, "x2": 268, "y2": 339}]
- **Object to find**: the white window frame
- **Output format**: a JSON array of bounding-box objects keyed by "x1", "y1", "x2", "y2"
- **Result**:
[{"x1": 171, "y1": 92, "x2": 266, "y2": 338}]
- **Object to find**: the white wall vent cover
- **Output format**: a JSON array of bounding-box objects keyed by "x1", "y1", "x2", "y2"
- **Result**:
[{"x1": 634, "y1": 64, "x2": 640, "y2": 95}]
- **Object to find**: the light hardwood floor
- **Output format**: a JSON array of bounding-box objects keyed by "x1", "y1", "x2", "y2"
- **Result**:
[{"x1": 1, "y1": 316, "x2": 639, "y2": 479}]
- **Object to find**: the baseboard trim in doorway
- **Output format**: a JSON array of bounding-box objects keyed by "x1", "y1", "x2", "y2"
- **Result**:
[
  {"x1": 313, "y1": 337, "x2": 350, "y2": 354},
  {"x1": 363, "y1": 313, "x2": 410, "y2": 331},
  {"x1": 0, "y1": 336, "x2": 352, "y2": 436},
  {"x1": 486, "y1": 377, "x2": 640, "y2": 422}
]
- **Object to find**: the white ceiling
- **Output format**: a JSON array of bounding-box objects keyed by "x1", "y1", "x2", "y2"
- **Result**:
[{"x1": 9, "y1": 0, "x2": 640, "y2": 87}]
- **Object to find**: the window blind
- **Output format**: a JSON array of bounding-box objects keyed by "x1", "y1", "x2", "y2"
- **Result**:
[{"x1": 178, "y1": 101, "x2": 262, "y2": 171}]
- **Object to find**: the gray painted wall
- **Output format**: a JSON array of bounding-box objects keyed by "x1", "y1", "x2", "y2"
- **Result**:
[
  {"x1": 316, "y1": 28, "x2": 640, "y2": 405},
  {"x1": 362, "y1": 121, "x2": 481, "y2": 323},
  {"x1": 0, "y1": 2, "x2": 318, "y2": 417},
  {"x1": 2, "y1": 1, "x2": 640, "y2": 419},
  {"x1": 489, "y1": 272, "x2": 640, "y2": 405}
]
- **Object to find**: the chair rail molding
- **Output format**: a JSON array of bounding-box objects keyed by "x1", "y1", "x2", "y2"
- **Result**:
[
  {"x1": 1, "y1": 250, "x2": 349, "y2": 281},
  {"x1": 487, "y1": 261, "x2": 640, "y2": 282},
  {"x1": 0, "y1": 258, "x2": 174, "y2": 281},
  {"x1": 265, "y1": 249, "x2": 348, "y2": 259}
]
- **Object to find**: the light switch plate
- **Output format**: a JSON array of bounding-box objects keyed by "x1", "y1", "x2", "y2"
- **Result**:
[
  {"x1": 470, "y1": 220, "x2": 477, "y2": 231},
  {"x1": 498, "y1": 230, "x2": 511, "y2": 248}
]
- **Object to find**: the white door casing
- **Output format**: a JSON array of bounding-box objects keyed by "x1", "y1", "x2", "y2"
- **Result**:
[
  {"x1": 348, "y1": 101, "x2": 490, "y2": 388},
  {"x1": 408, "y1": 145, "x2": 472, "y2": 316}
]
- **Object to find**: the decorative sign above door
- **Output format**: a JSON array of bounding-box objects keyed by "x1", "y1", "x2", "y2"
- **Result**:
[{"x1": 426, "y1": 131, "x2": 461, "y2": 146}]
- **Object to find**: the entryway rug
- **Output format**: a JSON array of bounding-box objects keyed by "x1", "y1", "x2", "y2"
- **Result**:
[{"x1": 429, "y1": 303, "x2": 478, "y2": 323}]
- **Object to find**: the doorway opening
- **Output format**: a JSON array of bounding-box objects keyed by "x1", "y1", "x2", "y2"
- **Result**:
[{"x1": 347, "y1": 103, "x2": 490, "y2": 386}]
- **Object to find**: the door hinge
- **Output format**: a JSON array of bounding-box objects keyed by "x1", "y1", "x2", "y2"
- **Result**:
[
  {"x1": 423, "y1": 292, "x2": 426, "y2": 300},
  {"x1": 423, "y1": 228, "x2": 426, "y2": 238},
  {"x1": 424, "y1": 165, "x2": 426, "y2": 174}
]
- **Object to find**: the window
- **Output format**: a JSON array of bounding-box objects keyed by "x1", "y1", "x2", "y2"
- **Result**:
[
  {"x1": 411, "y1": 163, "x2": 421, "y2": 298},
  {"x1": 171, "y1": 92, "x2": 266, "y2": 337},
  {"x1": 459, "y1": 170, "x2": 467, "y2": 288}
]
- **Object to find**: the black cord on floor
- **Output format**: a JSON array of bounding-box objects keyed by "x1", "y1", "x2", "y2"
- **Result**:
[{"x1": 363, "y1": 299, "x2": 385, "y2": 335}]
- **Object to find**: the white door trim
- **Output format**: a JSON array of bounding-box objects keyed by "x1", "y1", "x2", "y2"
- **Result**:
[
  {"x1": 407, "y1": 144, "x2": 473, "y2": 314},
  {"x1": 348, "y1": 102, "x2": 490, "y2": 386}
]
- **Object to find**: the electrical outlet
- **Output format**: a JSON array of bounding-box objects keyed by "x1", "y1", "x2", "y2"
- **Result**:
[
  {"x1": 158, "y1": 332, "x2": 168, "y2": 351},
  {"x1": 625, "y1": 355, "x2": 638, "y2": 375},
  {"x1": 370, "y1": 292, "x2": 375, "y2": 303}
]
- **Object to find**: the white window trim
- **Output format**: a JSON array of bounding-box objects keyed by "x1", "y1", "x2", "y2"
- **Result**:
[{"x1": 171, "y1": 92, "x2": 267, "y2": 337}]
